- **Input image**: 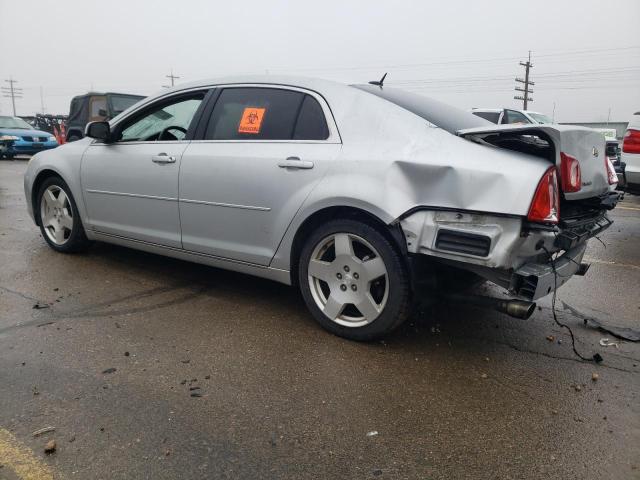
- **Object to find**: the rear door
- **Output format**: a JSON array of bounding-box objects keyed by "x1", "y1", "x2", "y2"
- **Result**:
[{"x1": 179, "y1": 86, "x2": 341, "y2": 266}]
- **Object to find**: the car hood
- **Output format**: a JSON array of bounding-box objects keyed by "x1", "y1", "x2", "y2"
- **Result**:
[{"x1": 0, "y1": 128, "x2": 52, "y2": 137}]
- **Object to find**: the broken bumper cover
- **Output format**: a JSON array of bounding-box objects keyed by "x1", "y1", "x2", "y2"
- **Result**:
[
  {"x1": 510, "y1": 243, "x2": 587, "y2": 300},
  {"x1": 399, "y1": 209, "x2": 606, "y2": 301}
]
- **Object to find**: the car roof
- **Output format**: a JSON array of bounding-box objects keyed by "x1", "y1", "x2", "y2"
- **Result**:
[{"x1": 156, "y1": 75, "x2": 349, "y2": 96}]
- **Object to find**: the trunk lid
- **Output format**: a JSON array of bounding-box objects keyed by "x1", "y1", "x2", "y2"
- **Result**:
[{"x1": 457, "y1": 124, "x2": 609, "y2": 200}]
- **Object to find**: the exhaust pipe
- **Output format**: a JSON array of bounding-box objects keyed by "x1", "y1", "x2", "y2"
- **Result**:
[
  {"x1": 441, "y1": 293, "x2": 536, "y2": 320},
  {"x1": 493, "y1": 299, "x2": 537, "y2": 319}
]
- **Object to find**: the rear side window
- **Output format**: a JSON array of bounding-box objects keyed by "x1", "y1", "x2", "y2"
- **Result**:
[
  {"x1": 472, "y1": 111, "x2": 500, "y2": 124},
  {"x1": 294, "y1": 95, "x2": 329, "y2": 140},
  {"x1": 205, "y1": 88, "x2": 303, "y2": 140}
]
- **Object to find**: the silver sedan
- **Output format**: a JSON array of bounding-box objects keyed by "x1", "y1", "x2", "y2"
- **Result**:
[{"x1": 24, "y1": 76, "x2": 618, "y2": 340}]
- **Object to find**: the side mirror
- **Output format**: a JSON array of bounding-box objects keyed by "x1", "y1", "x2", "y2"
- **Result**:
[{"x1": 85, "y1": 121, "x2": 111, "y2": 142}]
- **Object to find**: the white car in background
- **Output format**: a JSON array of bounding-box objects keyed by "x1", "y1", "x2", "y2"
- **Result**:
[
  {"x1": 471, "y1": 108, "x2": 553, "y2": 125},
  {"x1": 622, "y1": 111, "x2": 640, "y2": 190}
]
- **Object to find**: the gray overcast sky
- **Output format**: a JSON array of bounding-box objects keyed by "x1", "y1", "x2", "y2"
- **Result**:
[{"x1": 1, "y1": 0, "x2": 638, "y2": 122}]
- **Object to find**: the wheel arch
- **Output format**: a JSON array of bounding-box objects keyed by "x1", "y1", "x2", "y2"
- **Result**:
[
  {"x1": 287, "y1": 205, "x2": 409, "y2": 287},
  {"x1": 31, "y1": 169, "x2": 64, "y2": 226}
]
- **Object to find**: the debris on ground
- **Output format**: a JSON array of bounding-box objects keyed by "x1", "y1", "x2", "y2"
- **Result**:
[
  {"x1": 366, "y1": 431, "x2": 379, "y2": 437},
  {"x1": 573, "y1": 385, "x2": 582, "y2": 392},
  {"x1": 124, "y1": 351, "x2": 130, "y2": 357},
  {"x1": 68, "y1": 436, "x2": 75, "y2": 443},
  {"x1": 32, "y1": 303, "x2": 49, "y2": 309},
  {"x1": 36, "y1": 322, "x2": 55, "y2": 328},
  {"x1": 32, "y1": 426, "x2": 55, "y2": 437},
  {"x1": 102, "y1": 367, "x2": 117, "y2": 374},
  {"x1": 599, "y1": 338, "x2": 619, "y2": 348},
  {"x1": 592, "y1": 373, "x2": 599, "y2": 382},
  {"x1": 44, "y1": 440, "x2": 56, "y2": 454},
  {"x1": 546, "y1": 335, "x2": 555, "y2": 342},
  {"x1": 190, "y1": 391, "x2": 202, "y2": 398},
  {"x1": 480, "y1": 373, "x2": 488, "y2": 379},
  {"x1": 181, "y1": 359, "x2": 190, "y2": 364},
  {"x1": 562, "y1": 302, "x2": 640, "y2": 341}
]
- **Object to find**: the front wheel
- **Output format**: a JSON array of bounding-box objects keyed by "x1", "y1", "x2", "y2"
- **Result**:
[
  {"x1": 36, "y1": 176, "x2": 90, "y2": 253},
  {"x1": 298, "y1": 219, "x2": 411, "y2": 341}
]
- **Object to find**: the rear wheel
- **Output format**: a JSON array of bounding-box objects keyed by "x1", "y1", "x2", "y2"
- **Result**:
[
  {"x1": 298, "y1": 219, "x2": 411, "y2": 341},
  {"x1": 36, "y1": 176, "x2": 90, "y2": 253}
]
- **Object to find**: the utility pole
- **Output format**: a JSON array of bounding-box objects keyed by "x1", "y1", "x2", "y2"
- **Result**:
[
  {"x1": 164, "y1": 69, "x2": 180, "y2": 88},
  {"x1": 40, "y1": 86, "x2": 46, "y2": 114},
  {"x1": 1, "y1": 77, "x2": 23, "y2": 116},
  {"x1": 514, "y1": 51, "x2": 534, "y2": 110}
]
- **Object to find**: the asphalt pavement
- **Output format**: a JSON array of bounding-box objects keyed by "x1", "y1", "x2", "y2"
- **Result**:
[{"x1": 1, "y1": 159, "x2": 638, "y2": 480}]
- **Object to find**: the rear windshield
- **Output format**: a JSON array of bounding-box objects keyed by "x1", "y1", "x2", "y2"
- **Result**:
[{"x1": 352, "y1": 84, "x2": 491, "y2": 134}]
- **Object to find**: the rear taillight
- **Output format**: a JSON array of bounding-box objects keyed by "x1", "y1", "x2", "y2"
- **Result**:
[
  {"x1": 528, "y1": 167, "x2": 560, "y2": 224},
  {"x1": 559, "y1": 152, "x2": 581, "y2": 192},
  {"x1": 605, "y1": 156, "x2": 618, "y2": 185},
  {"x1": 623, "y1": 129, "x2": 640, "y2": 154}
]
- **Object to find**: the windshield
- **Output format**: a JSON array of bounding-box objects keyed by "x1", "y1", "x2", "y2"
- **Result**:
[
  {"x1": 353, "y1": 85, "x2": 491, "y2": 134},
  {"x1": 0, "y1": 116, "x2": 34, "y2": 130},
  {"x1": 109, "y1": 95, "x2": 145, "y2": 116},
  {"x1": 528, "y1": 112, "x2": 553, "y2": 124}
]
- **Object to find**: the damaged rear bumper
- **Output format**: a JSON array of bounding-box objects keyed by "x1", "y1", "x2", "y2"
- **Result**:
[
  {"x1": 510, "y1": 243, "x2": 587, "y2": 300},
  {"x1": 399, "y1": 209, "x2": 607, "y2": 301}
]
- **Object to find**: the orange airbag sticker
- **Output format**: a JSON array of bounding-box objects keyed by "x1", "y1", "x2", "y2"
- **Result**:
[{"x1": 238, "y1": 107, "x2": 266, "y2": 134}]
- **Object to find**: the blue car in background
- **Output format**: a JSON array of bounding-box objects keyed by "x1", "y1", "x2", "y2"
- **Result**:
[{"x1": 0, "y1": 116, "x2": 58, "y2": 158}]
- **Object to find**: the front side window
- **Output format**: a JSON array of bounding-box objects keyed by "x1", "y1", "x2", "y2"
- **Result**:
[
  {"x1": 204, "y1": 87, "x2": 329, "y2": 141},
  {"x1": 118, "y1": 94, "x2": 204, "y2": 142},
  {"x1": 504, "y1": 110, "x2": 531, "y2": 124}
]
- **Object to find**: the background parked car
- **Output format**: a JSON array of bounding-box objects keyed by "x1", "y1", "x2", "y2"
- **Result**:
[
  {"x1": 65, "y1": 92, "x2": 145, "y2": 142},
  {"x1": 470, "y1": 108, "x2": 554, "y2": 125},
  {"x1": 622, "y1": 111, "x2": 640, "y2": 191},
  {"x1": 0, "y1": 116, "x2": 58, "y2": 158}
]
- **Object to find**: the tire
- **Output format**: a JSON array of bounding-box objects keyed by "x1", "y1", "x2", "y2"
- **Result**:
[
  {"x1": 36, "y1": 176, "x2": 90, "y2": 253},
  {"x1": 298, "y1": 219, "x2": 411, "y2": 341}
]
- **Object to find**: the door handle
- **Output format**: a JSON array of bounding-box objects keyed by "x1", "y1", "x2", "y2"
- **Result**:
[
  {"x1": 151, "y1": 153, "x2": 176, "y2": 164},
  {"x1": 277, "y1": 156, "x2": 314, "y2": 169}
]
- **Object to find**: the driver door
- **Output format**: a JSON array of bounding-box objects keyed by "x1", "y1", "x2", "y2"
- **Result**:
[{"x1": 81, "y1": 90, "x2": 207, "y2": 248}]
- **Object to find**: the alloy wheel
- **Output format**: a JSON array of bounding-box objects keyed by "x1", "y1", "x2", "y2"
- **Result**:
[
  {"x1": 40, "y1": 185, "x2": 74, "y2": 245},
  {"x1": 307, "y1": 232, "x2": 389, "y2": 327}
]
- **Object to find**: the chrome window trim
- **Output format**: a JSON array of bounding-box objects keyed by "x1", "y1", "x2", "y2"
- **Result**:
[{"x1": 109, "y1": 83, "x2": 342, "y2": 145}]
